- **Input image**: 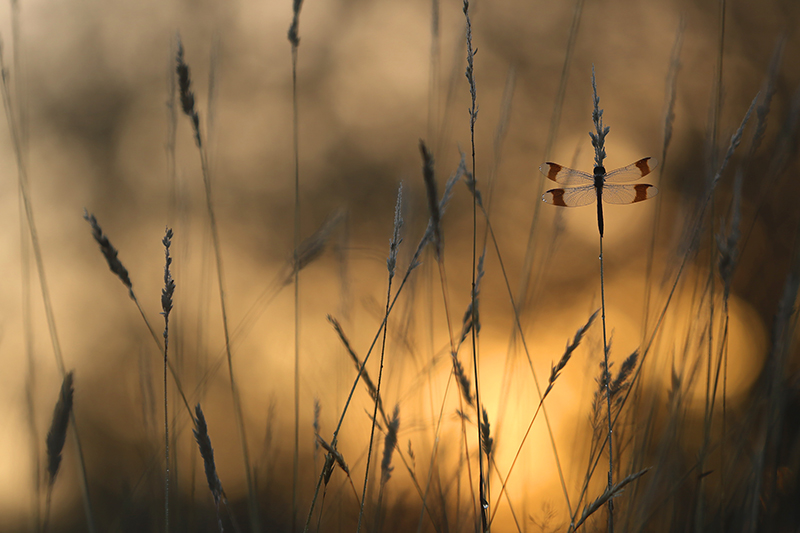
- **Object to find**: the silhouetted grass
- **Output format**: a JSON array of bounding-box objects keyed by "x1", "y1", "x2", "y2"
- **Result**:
[{"x1": 5, "y1": 2, "x2": 800, "y2": 533}]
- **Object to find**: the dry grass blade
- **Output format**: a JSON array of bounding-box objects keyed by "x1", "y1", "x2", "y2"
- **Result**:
[
  {"x1": 46, "y1": 371, "x2": 74, "y2": 485},
  {"x1": 83, "y1": 210, "x2": 133, "y2": 298},
  {"x1": 570, "y1": 468, "x2": 650, "y2": 532}
]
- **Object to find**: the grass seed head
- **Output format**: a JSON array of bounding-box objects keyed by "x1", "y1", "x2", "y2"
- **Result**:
[
  {"x1": 193, "y1": 404, "x2": 223, "y2": 508},
  {"x1": 83, "y1": 210, "x2": 133, "y2": 298},
  {"x1": 387, "y1": 182, "x2": 404, "y2": 278},
  {"x1": 480, "y1": 406, "x2": 493, "y2": 457},
  {"x1": 46, "y1": 372, "x2": 74, "y2": 486},
  {"x1": 381, "y1": 405, "x2": 400, "y2": 486}
]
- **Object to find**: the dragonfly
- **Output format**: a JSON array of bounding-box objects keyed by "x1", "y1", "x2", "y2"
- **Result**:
[{"x1": 540, "y1": 157, "x2": 659, "y2": 237}]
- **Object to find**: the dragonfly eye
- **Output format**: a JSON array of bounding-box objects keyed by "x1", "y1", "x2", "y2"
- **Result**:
[{"x1": 594, "y1": 166, "x2": 606, "y2": 175}]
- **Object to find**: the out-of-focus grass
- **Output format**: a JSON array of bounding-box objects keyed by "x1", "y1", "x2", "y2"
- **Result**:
[{"x1": 0, "y1": 0, "x2": 798, "y2": 532}]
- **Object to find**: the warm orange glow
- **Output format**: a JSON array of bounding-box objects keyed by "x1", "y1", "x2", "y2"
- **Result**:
[{"x1": 0, "y1": 0, "x2": 795, "y2": 530}]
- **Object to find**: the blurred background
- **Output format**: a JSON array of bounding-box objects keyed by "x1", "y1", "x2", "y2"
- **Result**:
[{"x1": 0, "y1": 0, "x2": 798, "y2": 530}]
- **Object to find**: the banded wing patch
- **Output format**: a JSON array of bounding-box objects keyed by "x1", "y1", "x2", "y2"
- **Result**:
[
  {"x1": 603, "y1": 157, "x2": 659, "y2": 183},
  {"x1": 602, "y1": 183, "x2": 659, "y2": 204},
  {"x1": 539, "y1": 163, "x2": 594, "y2": 185},
  {"x1": 542, "y1": 186, "x2": 597, "y2": 207}
]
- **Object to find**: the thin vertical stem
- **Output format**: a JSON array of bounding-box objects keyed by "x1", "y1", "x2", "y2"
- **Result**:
[
  {"x1": 162, "y1": 228, "x2": 175, "y2": 533},
  {"x1": 291, "y1": 41, "x2": 301, "y2": 533},
  {"x1": 600, "y1": 234, "x2": 613, "y2": 533},
  {"x1": 463, "y1": 2, "x2": 486, "y2": 529},
  {"x1": 288, "y1": 2, "x2": 304, "y2": 528},
  {"x1": 356, "y1": 274, "x2": 394, "y2": 533},
  {"x1": 0, "y1": 36, "x2": 96, "y2": 533}
]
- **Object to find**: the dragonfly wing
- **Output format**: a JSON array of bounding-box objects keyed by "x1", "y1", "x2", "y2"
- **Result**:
[
  {"x1": 543, "y1": 186, "x2": 597, "y2": 207},
  {"x1": 540, "y1": 162, "x2": 593, "y2": 185},
  {"x1": 603, "y1": 157, "x2": 659, "y2": 183},
  {"x1": 602, "y1": 183, "x2": 659, "y2": 204}
]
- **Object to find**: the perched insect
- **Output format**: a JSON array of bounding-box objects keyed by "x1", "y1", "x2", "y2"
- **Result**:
[{"x1": 540, "y1": 157, "x2": 659, "y2": 236}]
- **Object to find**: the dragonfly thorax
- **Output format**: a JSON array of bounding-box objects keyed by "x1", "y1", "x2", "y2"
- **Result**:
[{"x1": 593, "y1": 166, "x2": 606, "y2": 188}]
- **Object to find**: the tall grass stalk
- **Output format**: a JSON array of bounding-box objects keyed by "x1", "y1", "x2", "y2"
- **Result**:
[
  {"x1": 161, "y1": 228, "x2": 175, "y2": 532},
  {"x1": 588, "y1": 66, "x2": 615, "y2": 532},
  {"x1": 462, "y1": 2, "x2": 487, "y2": 530},
  {"x1": 642, "y1": 17, "x2": 685, "y2": 338},
  {"x1": 304, "y1": 153, "x2": 462, "y2": 533},
  {"x1": 0, "y1": 36, "x2": 96, "y2": 533},
  {"x1": 422, "y1": 139, "x2": 479, "y2": 527},
  {"x1": 357, "y1": 183, "x2": 403, "y2": 533},
  {"x1": 465, "y1": 165, "x2": 573, "y2": 519},
  {"x1": 696, "y1": 2, "x2": 727, "y2": 528},
  {"x1": 568, "y1": 94, "x2": 760, "y2": 524},
  {"x1": 715, "y1": 44, "x2": 781, "y2": 529},
  {"x1": 175, "y1": 38, "x2": 260, "y2": 530},
  {"x1": 628, "y1": 22, "x2": 684, "y2": 529},
  {"x1": 10, "y1": 5, "x2": 41, "y2": 526},
  {"x1": 288, "y1": 1, "x2": 304, "y2": 530}
]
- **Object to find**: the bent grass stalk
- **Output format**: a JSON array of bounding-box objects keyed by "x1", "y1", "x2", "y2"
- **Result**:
[
  {"x1": 83, "y1": 211, "x2": 193, "y2": 418},
  {"x1": 175, "y1": 38, "x2": 260, "y2": 530},
  {"x1": 0, "y1": 38, "x2": 96, "y2": 533}
]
